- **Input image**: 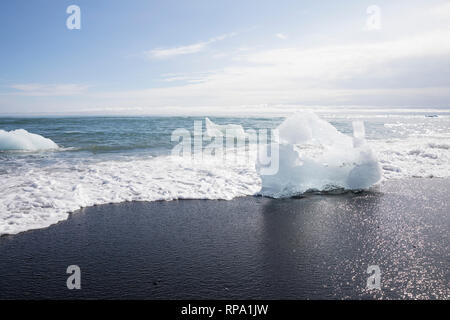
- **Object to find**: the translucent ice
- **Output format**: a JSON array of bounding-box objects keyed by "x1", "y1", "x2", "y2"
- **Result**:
[
  {"x1": 259, "y1": 112, "x2": 382, "y2": 197},
  {"x1": 0, "y1": 129, "x2": 58, "y2": 151}
]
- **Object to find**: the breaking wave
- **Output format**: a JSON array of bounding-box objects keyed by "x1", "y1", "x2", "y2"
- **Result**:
[{"x1": 1, "y1": 112, "x2": 449, "y2": 235}]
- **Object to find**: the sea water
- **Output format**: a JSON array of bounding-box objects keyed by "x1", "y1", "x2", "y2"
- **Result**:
[{"x1": 0, "y1": 109, "x2": 449, "y2": 235}]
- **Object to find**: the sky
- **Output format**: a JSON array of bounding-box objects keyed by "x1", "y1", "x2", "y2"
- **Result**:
[{"x1": 0, "y1": 0, "x2": 449, "y2": 115}]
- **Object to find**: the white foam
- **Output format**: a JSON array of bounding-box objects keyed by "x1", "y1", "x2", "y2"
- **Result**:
[
  {"x1": 1, "y1": 114, "x2": 449, "y2": 236},
  {"x1": 374, "y1": 117, "x2": 450, "y2": 178},
  {"x1": 0, "y1": 129, "x2": 58, "y2": 151},
  {"x1": 0, "y1": 154, "x2": 260, "y2": 235},
  {"x1": 372, "y1": 137, "x2": 450, "y2": 179}
]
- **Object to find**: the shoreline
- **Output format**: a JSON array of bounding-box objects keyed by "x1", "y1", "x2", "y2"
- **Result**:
[
  {"x1": 0, "y1": 178, "x2": 448, "y2": 299},
  {"x1": 0, "y1": 177, "x2": 444, "y2": 239}
]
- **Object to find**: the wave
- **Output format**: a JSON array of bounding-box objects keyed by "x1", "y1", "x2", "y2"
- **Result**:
[
  {"x1": 0, "y1": 129, "x2": 59, "y2": 151},
  {"x1": 371, "y1": 138, "x2": 450, "y2": 179},
  {"x1": 1, "y1": 113, "x2": 449, "y2": 236},
  {"x1": 0, "y1": 154, "x2": 259, "y2": 236}
]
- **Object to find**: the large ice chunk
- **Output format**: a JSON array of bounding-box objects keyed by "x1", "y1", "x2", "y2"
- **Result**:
[{"x1": 259, "y1": 112, "x2": 382, "y2": 197}]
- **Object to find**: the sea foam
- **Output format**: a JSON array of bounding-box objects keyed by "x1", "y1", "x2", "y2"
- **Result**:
[
  {"x1": 0, "y1": 129, "x2": 58, "y2": 151},
  {"x1": 0, "y1": 154, "x2": 260, "y2": 235},
  {"x1": 3, "y1": 112, "x2": 445, "y2": 236}
]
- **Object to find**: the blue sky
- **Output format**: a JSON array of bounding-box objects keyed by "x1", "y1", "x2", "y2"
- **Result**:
[{"x1": 0, "y1": 0, "x2": 449, "y2": 114}]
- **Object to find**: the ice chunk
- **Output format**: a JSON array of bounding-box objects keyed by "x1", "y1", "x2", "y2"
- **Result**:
[
  {"x1": 205, "y1": 117, "x2": 246, "y2": 137},
  {"x1": 0, "y1": 129, "x2": 59, "y2": 151},
  {"x1": 258, "y1": 112, "x2": 382, "y2": 197},
  {"x1": 352, "y1": 120, "x2": 366, "y2": 148},
  {"x1": 277, "y1": 111, "x2": 349, "y2": 146}
]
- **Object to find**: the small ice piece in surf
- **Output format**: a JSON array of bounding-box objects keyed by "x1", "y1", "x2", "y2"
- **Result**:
[
  {"x1": 352, "y1": 120, "x2": 366, "y2": 148},
  {"x1": 205, "y1": 118, "x2": 247, "y2": 137},
  {"x1": 0, "y1": 129, "x2": 59, "y2": 151},
  {"x1": 258, "y1": 112, "x2": 382, "y2": 198}
]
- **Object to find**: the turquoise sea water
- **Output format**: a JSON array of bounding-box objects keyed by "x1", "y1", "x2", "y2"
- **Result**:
[
  {"x1": 0, "y1": 110, "x2": 449, "y2": 235},
  {"x1": 0, "y1": 113, "x2": 439, "y2": 156}
]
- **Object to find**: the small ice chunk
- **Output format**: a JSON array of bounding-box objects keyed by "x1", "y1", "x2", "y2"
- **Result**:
[
  {"x1": 0, "y1": 129, "x2": 58, "y2": 151},
  {"x1": 205, "y1": 118, "x2": 246, "y2": 137}
]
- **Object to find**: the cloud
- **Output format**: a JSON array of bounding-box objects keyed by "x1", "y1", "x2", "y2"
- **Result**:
[
  {"x1": 3, "y1": 2, "x2": 450, "y2": 114},
  {"x1": 146, "y1": 32, "x2": 237, "y2": 59},
  {"x1": 161, "y1": 71, "x2": 215, "y2": 83},
  {"x1": 88, "y1": 25, "x2": 450, "y2": 109},
  {"x1": 147, "y1": 42, "x2": 208, "y2": 58},
  {"x1": 428, "y1": 2, "x2": 450, "y2": 19},
  {"x1": 8, "y1": 20, "x2": 450, "y2": 111},
  {"x1": 113, "y1": 2, "x2": 450, "y2": 110},
  {"x1": 8, "y1": 83, "x2": 89, "y2": 96}
]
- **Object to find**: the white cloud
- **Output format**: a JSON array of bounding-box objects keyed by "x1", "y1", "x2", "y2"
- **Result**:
[
  {"x1": 7, "y1": 22, "x2": 450, "y2": 112},
  {"x1": 161, "y1": 71, "x2": 214, "y2": 83},
  {"x1": 3, "y1": 2, "x2": 450, "y2": 114},
  {"x1": 146, "y1": 32, "x2": 236, "y2": 59},
  {"x1": 147, "y1": 42, "x2": 207, "y2": 58},
  {"x1": 428, "y1": 2, "x2": 450, "y2": 19},
  {"x1": 9, "y1": 83, "x2": 89, "y2": 96},
  {"x1": 88, "y1": 25, "x2": 450, "y2": 109},
  {"x1": 106, "y1": 2, "x2": 450, "y2": 110}
]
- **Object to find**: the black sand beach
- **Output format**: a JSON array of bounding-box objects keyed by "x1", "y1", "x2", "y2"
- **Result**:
[{"x1": 0, "y1": 179, "x2": 448, "y2": 300}]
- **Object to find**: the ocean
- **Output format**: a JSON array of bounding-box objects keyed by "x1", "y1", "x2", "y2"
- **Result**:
[{"x1": 1, "y1": 109, "x2": 450, "y2": 236}]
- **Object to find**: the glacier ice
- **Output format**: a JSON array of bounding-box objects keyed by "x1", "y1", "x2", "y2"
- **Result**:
[
  {"x1": 258, "y1": 112, "x2": 382, "y2": 197},
  {"x1": 205, "y1": 117, "x2": 247, "y2": 137},
  {"x1": 0, "y1": 129, "x2": 59, "y2": 151}
]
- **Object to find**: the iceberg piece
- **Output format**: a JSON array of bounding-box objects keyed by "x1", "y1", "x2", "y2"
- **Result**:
[
  {"x1": 0, "y1": 129, "x2": 59, "y2": 151},
  {"x1": 205, "y1": 117, "x2": 247, "y2": 137},
  {"x1": 258, "y1": 112, "x2": 382, "y2": 197}
]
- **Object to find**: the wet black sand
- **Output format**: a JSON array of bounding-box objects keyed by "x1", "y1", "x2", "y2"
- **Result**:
[{"x1": 0, "y1": 179, "x2": 448, "y2": 299}]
